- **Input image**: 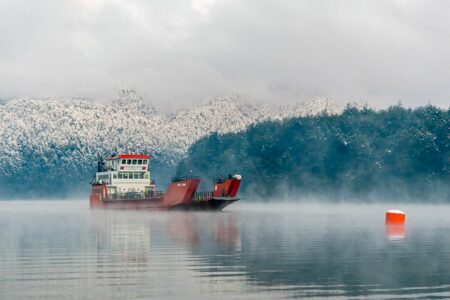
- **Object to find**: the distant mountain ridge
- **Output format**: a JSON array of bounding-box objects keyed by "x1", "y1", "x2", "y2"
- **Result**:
[
  {"x1": 0, "y1": 93, "x2": 346, "y2": 166},
  {"x1": 0, "y1": 92, "x2": 351, "y2": 197}
]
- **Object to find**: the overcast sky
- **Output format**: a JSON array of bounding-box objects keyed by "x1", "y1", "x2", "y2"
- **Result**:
[{"x1": 0, "y1": 0, "x2": 449, "y2": 108}]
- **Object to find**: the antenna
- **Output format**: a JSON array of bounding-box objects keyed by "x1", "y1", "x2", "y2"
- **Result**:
[{"x1": 97, "y1": 154, "x2": 105, "y2": 172}]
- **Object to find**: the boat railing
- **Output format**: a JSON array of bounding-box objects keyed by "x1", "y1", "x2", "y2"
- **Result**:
[
  {"x1": 171, "y1": 175, "x2": 199, "y2": 183},
  {"x1": 108, "y1": 192, "x2": 144, "y2": 200},
  {"x1": 194, "y1": 191, "x2": 213, "y2": 201},
  {"x1": 107, "y1": 190, "x2": 164, "y2": 200},
  {"x1": 151, "y1": 191, "x2": 165, "y2": 197}
]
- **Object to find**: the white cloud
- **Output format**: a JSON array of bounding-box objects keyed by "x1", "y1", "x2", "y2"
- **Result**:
[
  {"x1": 0, "y1": 0, "x2": 449, "y2": 108},
  {"x1": 192, "y1": 0, "x2": 217, "y2": 15}
]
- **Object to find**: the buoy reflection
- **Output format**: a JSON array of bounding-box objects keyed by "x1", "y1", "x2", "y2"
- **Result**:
[{"x1": 386, "y1": 224, "x2": 406, "y2": 240}]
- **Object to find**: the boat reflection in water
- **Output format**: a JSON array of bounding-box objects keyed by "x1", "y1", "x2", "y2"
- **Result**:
[
  {"x1": 167, "y1": 213, "x2": 241, "y2": 251},
  {"x1": 90, "y1": 212, "x2": 152, "y2": 265},
  {"x1": 90, "y1": 211, "x2": 241, "y2": 266},
  {"x1": 87, "y1": 210, "x2": 245, "y2": 299}
]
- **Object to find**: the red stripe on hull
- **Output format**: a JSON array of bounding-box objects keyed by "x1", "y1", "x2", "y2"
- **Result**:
[{"x1": 100, "y1": 198, "x2": 165, "y2": 210}]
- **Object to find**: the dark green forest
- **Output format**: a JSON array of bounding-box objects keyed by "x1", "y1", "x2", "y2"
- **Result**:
[{"x1": 176, "y1": 105, "x2": 450, "y2": 201}]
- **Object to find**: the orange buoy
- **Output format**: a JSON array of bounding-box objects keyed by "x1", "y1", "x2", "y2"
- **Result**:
[{"x1": 385, "y1": 209, "x2": 406, "y2": 224}]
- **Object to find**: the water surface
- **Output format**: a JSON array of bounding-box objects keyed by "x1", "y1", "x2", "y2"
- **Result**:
[{"x1": 1, "y1": 201, "x2": 450, "y2": 299}]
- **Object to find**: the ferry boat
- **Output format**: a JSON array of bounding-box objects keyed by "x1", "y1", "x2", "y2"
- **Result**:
[{"x1": 90, "y1": 153, "x2": 242, "y2": 211}]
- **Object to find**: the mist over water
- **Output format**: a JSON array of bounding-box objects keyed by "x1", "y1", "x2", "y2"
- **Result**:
[{"x1": 1, "y1": 201, "x2": 450, "y2": 299}]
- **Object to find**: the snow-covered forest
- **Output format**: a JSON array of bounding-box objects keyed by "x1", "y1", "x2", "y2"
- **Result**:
[
  {"x1": 0, "y1": 91, "x2": 341, "y2": 198},
  {"x1": 177, "y1": 105, "x2": 450, "y2": 201}
]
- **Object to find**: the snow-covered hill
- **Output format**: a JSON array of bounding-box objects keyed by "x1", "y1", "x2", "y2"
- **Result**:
[{"x1": 0, "y1": 91, "x2": 350, "y2": 197}]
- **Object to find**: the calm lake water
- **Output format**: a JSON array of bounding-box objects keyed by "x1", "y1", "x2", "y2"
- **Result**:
[{"x1": 1, "y1": 201, "x2": 450, "y2": 299}]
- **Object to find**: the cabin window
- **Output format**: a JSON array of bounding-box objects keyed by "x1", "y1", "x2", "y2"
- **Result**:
[
  {"x1": 139, "y1": 173, "x2": 144, "y2": 179},
  {"x1": 121, "y1": 159, "x2": 126, "y2": 164},
  {"x1": 143, "y1": 160, "x2": 148, "y2": 165},
  {"x1": 113, "y1": 174, "x2": 117, "y2": 179},
  {"x1": 118, "y1": 173, "x2": 123, "y2": 179},
  {"x1": 127, "y1": 159, "x2": 131, "y2": 164},
  {"x1": 138, "y1": 159, "x2": 142, "y2": 164},
  {"x1": 134, "y1": 173, "x2": 139, "y2": 179},
  {"x1": 98, "y1": 174, "x2": 109, "y2": 180},
  {"x1": 144, "y1": 174, "x2": 149, "y2": 179},
  {"x1": 132, "y1": 159, "x2": 137, "y2": 165}
]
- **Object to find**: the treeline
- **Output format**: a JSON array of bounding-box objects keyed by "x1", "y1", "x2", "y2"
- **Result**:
[
  {"x1": 176, "y1": 105, "x2": 450, "y2": 201},
  {"x1": 0, "y1": 149, "x2": 175, "y2": 199}
]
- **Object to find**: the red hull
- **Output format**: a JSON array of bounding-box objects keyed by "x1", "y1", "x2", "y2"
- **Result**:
[{"x1": 90, "y1": 177, "x2": 240, "y2": 211}]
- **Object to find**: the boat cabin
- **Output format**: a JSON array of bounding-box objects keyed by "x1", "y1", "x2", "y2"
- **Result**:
[{"x1": 95, "y1": 153, "x2": 156, "y2": 198}]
